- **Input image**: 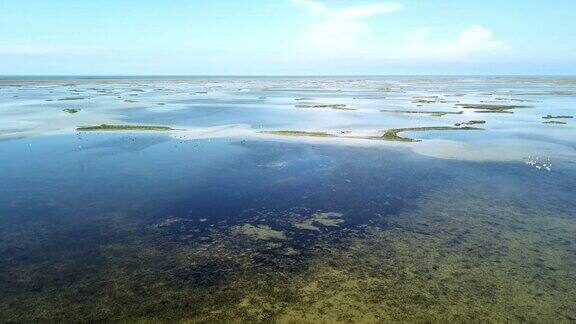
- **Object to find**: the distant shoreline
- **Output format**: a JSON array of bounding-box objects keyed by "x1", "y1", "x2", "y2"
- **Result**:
[{"x1": 1, "y1": 75, "x2": 576, "y2": 82}]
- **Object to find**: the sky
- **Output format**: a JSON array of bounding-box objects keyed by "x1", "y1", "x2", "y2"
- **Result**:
[{"x1": 0, "y1": 0, "x2": 575, "y2": 75}]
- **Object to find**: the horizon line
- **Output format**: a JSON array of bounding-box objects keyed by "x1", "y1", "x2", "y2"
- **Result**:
[{"x1": 2, "y1": 74, "x2": 576, "y2": 78}]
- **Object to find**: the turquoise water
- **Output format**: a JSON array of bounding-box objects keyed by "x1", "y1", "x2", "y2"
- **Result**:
[{"x1": 0, "y1": 77, "x2": 575, "y2": 322}]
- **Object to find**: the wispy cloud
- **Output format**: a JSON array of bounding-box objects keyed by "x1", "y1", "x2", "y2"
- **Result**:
[
  {"x1": 290, "y1": 0, "x2": 327, "y2": 14},
  {"x1": 396, "y1": 25, "x2": 509, "y2": 61},
  {"x1": 290, "y1": 0, "x2": 403, "y2": 58},
  {"x1": 332, "y1": 3, "x2": 404, "y2": 20},
  {"x1": 290, "y1": 0, "x2": 509, "y2": 61},
  {"x1": 291, "y1": 0, "x2": 402, "y2": 19}
]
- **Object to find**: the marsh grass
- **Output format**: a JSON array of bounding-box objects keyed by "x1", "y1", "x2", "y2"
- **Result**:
[
  {"x1": 77, "y1": 124, "x2": 173, "y2": 131},
  {"x1": 262, "y1": 126, "x2": 482, "y2": 142},
  {"x1": 542, "y1": 115, "x2": 573, "y2": 119},
  {"x1": 454, "y1": 120, "x2": 486, "y2": 126},
  {"x1": 381, "y1": 109, "x2": 463, "y2": 117},
  {"x1": 58, "y1": 97, "x2": 85, "y2": 101},
  {"x1": 260, "y1": 130, "x2": 336, "y2": 138},
  {"x1": 295, "y1": 104, "x2": 356, "y2": 110},
  {"x1": 378, "y1": 126, "x2": 483, "y2": 142},
  {"x1": 456, "y1": 103, "x2": 532, "y2": 114}
]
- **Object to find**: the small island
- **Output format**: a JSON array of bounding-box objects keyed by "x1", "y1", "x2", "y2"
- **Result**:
[{"x1": 77, "y1": 124, "x2": 173, "y2": 131}]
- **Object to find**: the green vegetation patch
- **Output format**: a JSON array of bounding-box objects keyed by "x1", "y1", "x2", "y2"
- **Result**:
[
  {"x1": 58, "y1": 97, "x2": 85, "y2": 101},
  {"x1": 412, "y1": 96, "x2": 448, "y2": 104},
  {"x1": 63, "y1": 108, "x2": 81, "y2": 114},
  {"x1": 542, "y1": 115, "x2": 573, "y2": 119},
  {"x1": 381, "y1": 109, "x2": 463, "y2": 117},
  {"x1": 498, "y1": 91, "x2": 576, "y2": 96},
  {"x1": 295, "y1": 104, "x2": 356, "y2": 110},
  {"x1": 377, "y1": 126, "x2": 483, "y2": 142},
  {"x1": 260, "y1": 130, "x2": 336, "y2": 138},
  {"x1": 456, "y1": 103, "x2": 532, "y2": 114},
  {"x1": 454, "y1": 120, "x2": 486, "y2": 126},
  {"x1": 77, "y1": 124, "x2": 173, "y2": 131}
]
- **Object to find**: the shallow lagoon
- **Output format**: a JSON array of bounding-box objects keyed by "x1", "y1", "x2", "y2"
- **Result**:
[{"x1": 0, "y1": 77, "x2": 575, "y2": 322}]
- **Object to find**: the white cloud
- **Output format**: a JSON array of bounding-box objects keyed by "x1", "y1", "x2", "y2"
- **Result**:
[
  {"x1": 291, "y1": 0, "x2": 403, "y2": 58},
  {"x1": 290, "y1": 0, "x2": 509, "y2": 62},
  {"x1": 290, "y1": 0, "x2": 327, "y2": 15},
  {"x1": 398, "y1": 25, "x2": 509, "y2": 60},
  {"x1": 332, "y1": 3, "x2": 403, "y2": 20}
]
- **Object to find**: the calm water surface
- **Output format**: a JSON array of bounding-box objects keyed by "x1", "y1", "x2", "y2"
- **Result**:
[{"x1": 0, "y1": 77, "x2": 575, "y2": 322}]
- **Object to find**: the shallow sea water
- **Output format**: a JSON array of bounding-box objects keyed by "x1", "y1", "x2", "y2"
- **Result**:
[{"x1": 0, "y1": 77, "x2": 575, "y2": 322}]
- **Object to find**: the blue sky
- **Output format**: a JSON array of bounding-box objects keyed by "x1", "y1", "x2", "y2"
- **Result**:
[{"x1": 0, "y1": 0, "x2": 575, "y2": 75}]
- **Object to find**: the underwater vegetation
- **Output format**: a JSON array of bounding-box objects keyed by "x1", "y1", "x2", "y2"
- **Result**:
[
  {"x1": 2, "y1": 177, "x2": 574, "y2": 323},
  {"x1": 308, "y1": 212, "x2": 344, "y2": 227},
  {"x1": 543, "y1": 121, "x2": 567, "y2": 125},
  {"x1": 62, "y1": 108, "x2": 81, "y2": 114},
  {"x1": 77, "y1": 124, "x2": 173, "y2": 131},
  {"x1": 233, "y1": 224, "x2": 287, "y2": 241}
]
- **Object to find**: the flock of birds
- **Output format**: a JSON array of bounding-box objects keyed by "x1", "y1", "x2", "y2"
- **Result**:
[{"x1": 524, "y1": 156, "x2": 552, "y2": 171}]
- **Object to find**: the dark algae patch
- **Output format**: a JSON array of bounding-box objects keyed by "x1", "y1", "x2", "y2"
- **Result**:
[
  {"x1": 77, "y1": 124, "x2": 173, "y2": 131},
  {"x1": 62, "y1": 108, "x2": 81, "y2": 114}
]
